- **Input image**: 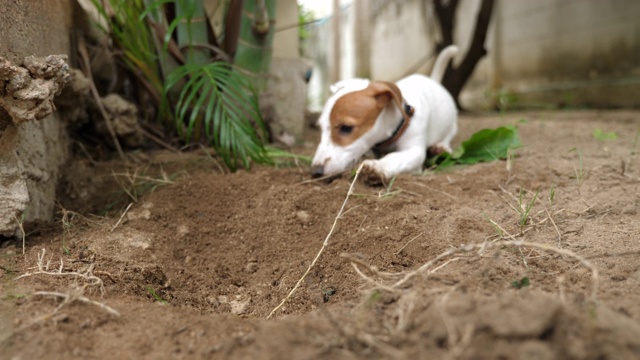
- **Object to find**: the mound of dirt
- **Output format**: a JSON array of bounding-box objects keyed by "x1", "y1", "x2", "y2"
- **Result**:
[{"x1": 2, "y1": 110, "x2": 640, "y2": 359}]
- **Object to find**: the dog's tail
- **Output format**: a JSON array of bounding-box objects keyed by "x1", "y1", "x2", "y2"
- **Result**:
[{"x1": 430, "y1": 45, "x2": 459, "y2": 83}]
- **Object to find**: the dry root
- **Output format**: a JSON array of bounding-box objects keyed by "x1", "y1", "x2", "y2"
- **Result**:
[
  {"x1": 15, "y1": 248, "x2": 119, "y2": 329},
  {"x1": 342, "y1": 238, "x2": 599, "y2": 302}
]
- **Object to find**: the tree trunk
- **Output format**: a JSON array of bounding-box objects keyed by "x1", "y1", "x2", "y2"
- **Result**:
[
  {"x1": 222, "y1": 0, "x2": 244, "y2": 60},
  {"x1": 434, "y1": 0, "x2": 495, "y2": 109},
  {"x1": 232, "y1": 0, "x2": 277, "y2": 90},
  {"x1": 433, "y1": 0, "x2": 458, "y2": 50}
]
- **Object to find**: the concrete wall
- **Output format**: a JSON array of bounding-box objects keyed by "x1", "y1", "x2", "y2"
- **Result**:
[
  {"x1": 261, "y1": 0, "x2": 313, "y2": 143},
  {"x1": 305, "y1": 1, "x2": 357, "y2": 112},
  {"x1": 375, "y1": 0, "x2": 640, "y2": 109},
  {"x1": 370, "y1": 0, "x2": 439, "y2": 81},
  {"x1": 273, "y1": 0, "x2": 299, "y2": 58},
  {"x1": 0, "y1": 0, "x2": 73, "y2": 234},
  {"x1": 478, "y1": 0, "x2": 640, "y2": 108},
  {"x1": 306, "y1": 0, "x2": 640, "y2": 109}
]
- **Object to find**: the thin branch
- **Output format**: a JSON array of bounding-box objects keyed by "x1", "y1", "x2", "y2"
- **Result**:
[
  {"x1": 396, "y1": 233, "x2": 423, "y2": 255},
  {"x1": 267, "y1": 163, "x2": 365, "y2": 319},
  {"x1": 110, "y1": 202, "x2": 133, "y2": 232},
  {"x1": 13, "y1": 214, "x2": 26, "y2": 255},
  {"x1": 78, "y1": 35, "x2": 127, "y2": 162}
]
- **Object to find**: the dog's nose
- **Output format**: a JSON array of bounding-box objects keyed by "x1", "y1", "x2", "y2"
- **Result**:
[{"x1": 310, "y1": 165, "x2": 324, "y2": 178}]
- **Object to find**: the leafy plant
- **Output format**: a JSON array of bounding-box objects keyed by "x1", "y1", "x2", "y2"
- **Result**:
[
  {"x1": 146, "y1": 285, "x2": 168, "y2": 304},
  {"x1": 89, "y1": 0, "x2": 277, "y2": 171},
  {"x1": 518, "y1": 188, "x2": 539, "y2": 227},
  {"x1": 592, "y1": 128, "x2": 617, "y2": 141},
  {"x1": 496, "y1": 90, "x2": 519, "y2": 111},
  {"x1": 569, "y1": 148, "x2": 585, "y2": 188},
  {"x1": 266, "y1": 146, "x2": 312, "y2": 167},
  {"x1": 91, "y1": 0, "x2": 165, "y2": 96},
  {"x1": 432, "y1": 126, "x2": 521, "y2": 170},
  {"x1": 298, "y1": 3, "x2": 315, "y2": 56},
  {"x1": 322, "y1": 287, "x2": 337, "y2": 303},
  {"x1": 511, "y1": 276, "x2": 530, "y2": 289},
  {"x1": 234, "y1": 0, "x2": 277, "y2": 90},
  {"x1": 548, "y1": 183, "x2": 556, "y2": 204},
  {"x1": 111, "y1": 168, "x2": 177, "y2": 203},
  {"x1": 165, "y1": 62, "x2": 271, "y2": 170}
]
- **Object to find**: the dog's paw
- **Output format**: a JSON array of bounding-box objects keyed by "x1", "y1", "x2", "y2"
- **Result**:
[{"x1": 360, "y1": 160, "x2": 387, "y2": 187}]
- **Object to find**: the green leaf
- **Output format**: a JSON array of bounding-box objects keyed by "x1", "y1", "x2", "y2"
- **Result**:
[
  {"x1": 434, "y1": 126, "x2": 521, "y2": 170},
  {"x1": 456, "y1": 126, "x2": 521, "y2": 164},
  {"x1": 165, "y1": 62, "x2": 272, "y2": 171},
  {"x1": 511, "y1": 276, "x2": 530, "y2": 289}
]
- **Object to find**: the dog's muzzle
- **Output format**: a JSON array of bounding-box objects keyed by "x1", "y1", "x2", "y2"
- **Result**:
[{"x1": 310, "y1": 165, "x2": 324, "y2": 178}]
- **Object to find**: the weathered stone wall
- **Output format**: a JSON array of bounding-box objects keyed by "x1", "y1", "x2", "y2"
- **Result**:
[{"x1": 0, "y1": 0, "x2": 73, "y2": 235}]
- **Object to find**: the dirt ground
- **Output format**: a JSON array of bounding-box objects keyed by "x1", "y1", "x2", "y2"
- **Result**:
[{"x1": 2, "y1": 110, "x2": 640, "y2": 359}]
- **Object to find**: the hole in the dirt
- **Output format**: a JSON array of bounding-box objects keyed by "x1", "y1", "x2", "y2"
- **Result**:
[
  {"x1": 538, "y1": 325, "x2": 556, "y2": 341},
  {"x1": 323, "y1": 287, "x2": 337, "y2": 303},
  {"x1": 435, "y1": 335, "x2": 447, "y2": 348}
]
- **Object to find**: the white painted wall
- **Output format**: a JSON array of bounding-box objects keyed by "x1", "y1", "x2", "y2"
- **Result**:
[
  {"x1": 305, "y1": 0, "x2": 640, "y2": 109},
  {"x1": 273, "y1": 0, "x2": 300, "y2": 58},
  {"x1": 370, "y1": 0, "x2": 439, "y2": 81}
]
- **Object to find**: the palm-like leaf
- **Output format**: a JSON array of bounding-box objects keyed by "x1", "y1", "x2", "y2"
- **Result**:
[
  {"x1": 92, "y1": 0, "x2": 164, "y2": 93},
  {"x1": 165, "y1": 62, "x2": 272, "y2": 170},
  {"x1": 91, "y1": 0, "x2": 277, "y2": 172}
]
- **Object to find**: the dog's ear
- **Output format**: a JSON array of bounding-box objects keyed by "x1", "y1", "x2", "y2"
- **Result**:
[
  {"x1": 369, "y1": 81, "x2": 404, "y2": 113},
  {"x1": 330, "y1": 78, "x2": 371, "y2": 94}
]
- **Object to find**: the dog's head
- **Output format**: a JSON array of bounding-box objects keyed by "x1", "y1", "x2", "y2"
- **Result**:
[{"x1": 310, "y1": 79, "x2": 405, "y2": 177}]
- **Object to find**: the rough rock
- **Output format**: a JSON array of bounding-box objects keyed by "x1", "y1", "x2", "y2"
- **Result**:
[
  {"x1": 127, "y1": 209, "x2": 152, "y2": 221},
  {"x1": 96, "y1": 94, "x2": 144, "y2": 148},
  {"x1": 218, "y1": 295, "x2": 252, "y2": 315},
  {"x1": 55, "y1": 68, "x2": 92, "y2": 125},
  {"x1": 0, "y1": 55, "x2": 70, "y2": 124}
]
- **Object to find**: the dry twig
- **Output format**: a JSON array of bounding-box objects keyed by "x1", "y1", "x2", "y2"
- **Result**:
[
  {"x1": 13, "y1": 214, "x2": 26, "y2": 255},
  {"x1": 78, "y1": 35, "x2": 126, "y2": 162},
  {"x1": 110, "y1": 202, "x2": 133, "y2": 232}
]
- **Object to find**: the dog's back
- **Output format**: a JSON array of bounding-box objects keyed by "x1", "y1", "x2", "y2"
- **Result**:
[
  {"x1": 396, "y1": 73, "x2": 457, "y2": 149},
  {"x1": 396, "y1": 45, "x2": 458, "y2": 150}
]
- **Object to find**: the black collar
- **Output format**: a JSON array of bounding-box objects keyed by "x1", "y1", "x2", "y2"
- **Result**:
[{"x1": 373, "y1": 101, "x2": 415, "y2": 150}]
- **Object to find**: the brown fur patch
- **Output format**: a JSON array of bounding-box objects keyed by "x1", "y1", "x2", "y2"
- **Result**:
[{"x1": 329, "y1": 82, "x2": 404, "y2": 147}]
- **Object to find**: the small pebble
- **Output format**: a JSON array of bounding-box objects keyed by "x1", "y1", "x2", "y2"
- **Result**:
[
  {"x1": 245, "y1": 262, "x2": 258, "y2": 273},
  {"x1": 296, "y1": 210, "x2": 312, "y2": 225}
]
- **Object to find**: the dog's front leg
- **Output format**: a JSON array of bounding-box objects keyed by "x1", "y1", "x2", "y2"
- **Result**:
[{"x1": 361, "y1": 146, "x2": 426, "y2": 186}]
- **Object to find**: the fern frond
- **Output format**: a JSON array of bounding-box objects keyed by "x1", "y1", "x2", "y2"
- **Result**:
[{"x1": 166, "y1": 62, "x2": 271, "y2": 170}]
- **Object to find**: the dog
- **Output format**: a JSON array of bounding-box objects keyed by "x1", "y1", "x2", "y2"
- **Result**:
[{"x1": 310, "y1": 45, "x2": 459, "y2": 185}]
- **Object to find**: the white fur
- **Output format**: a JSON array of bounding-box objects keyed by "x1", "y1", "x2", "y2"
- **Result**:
[{"x1": 311, "y1": 45, "x2": 459, "y2": 180}]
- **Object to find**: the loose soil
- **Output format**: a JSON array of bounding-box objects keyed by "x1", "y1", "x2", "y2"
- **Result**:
[{"x1": 2, "y1": 111, "x2": 640, "y2": 359}]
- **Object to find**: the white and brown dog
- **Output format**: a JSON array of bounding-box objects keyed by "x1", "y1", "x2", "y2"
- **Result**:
[{"x1": 310, "y1": 45, "x2": 459, "y2": 185}]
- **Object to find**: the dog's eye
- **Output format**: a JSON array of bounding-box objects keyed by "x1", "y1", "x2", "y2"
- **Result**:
[{"x1": 339, "y1": 125, "x2": 354, "y2": 135}]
